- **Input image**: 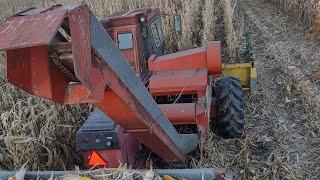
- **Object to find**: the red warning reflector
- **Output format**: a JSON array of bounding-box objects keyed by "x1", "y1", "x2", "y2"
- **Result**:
[{"x1": 88, "y1": 151, "x2": 107, "y2": 166}]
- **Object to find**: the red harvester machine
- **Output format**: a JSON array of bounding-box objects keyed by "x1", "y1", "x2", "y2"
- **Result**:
[{"x1": 0, "y1": 2, "x2": 256, "y2": 175}]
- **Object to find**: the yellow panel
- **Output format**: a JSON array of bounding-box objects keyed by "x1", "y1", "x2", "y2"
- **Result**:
[{"x1": 222, "y1": 62, "x2": 257, "y2": 91}]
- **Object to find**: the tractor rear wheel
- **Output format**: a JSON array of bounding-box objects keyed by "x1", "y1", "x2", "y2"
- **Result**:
[{"x1": 212, "y1": 77, "x2": 245, "y2": 138}]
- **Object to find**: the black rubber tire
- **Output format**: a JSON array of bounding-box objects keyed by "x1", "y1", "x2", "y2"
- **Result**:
[{"x1": 213, "y1": 77, "x2": 245, "y2": 138}]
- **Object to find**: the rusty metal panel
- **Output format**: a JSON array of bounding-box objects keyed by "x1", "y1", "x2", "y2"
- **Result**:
[
  {"x1": 6, "y1": 45, "x2": 68, "y2": 103},
  {"x1": 6, "y1": 48, "x2": 32, "y2": 92},
  {"x1": 206, "y1": 41, "x2": 222, "y2": 74},
  {"x1": 0, "y1": 8, "x2": 67, "y2": 50},
  {"x1": 6, "y1": 46, "x2": 53, "y2": 99},
  {"x1": 148, "y1": 41, "x2": 222, "y2": 75},
  {"x1": 16, "y1": 8, "x2": 47, "y2": 16},
  {"x1": 148, "y1": 47, "x2": 207, "y2": 72},
  {"x1": 149, "y1": 69, "x2": 208, "y2": 96},
  {"x1": 159, "y1": 103, "x2": 196, "y2": 124},
  {"x1": 68, "y1": 4, "x2": 92, "y2": 85},
  {"x1": 68, "y1": 3, "x2": 105, "y2": 102}
]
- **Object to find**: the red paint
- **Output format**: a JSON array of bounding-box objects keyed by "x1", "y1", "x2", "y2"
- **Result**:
[
  {"x1": 149, "y1": 69, "x2": 208, "y2": 96},
  {"x1": 6, "y1": 46, "x2": 68, "y2": 103},
  {"x1": 148, "y1": 42, "x2": 222, "y2": 74},
  {"x1": 159, "y1": 103, "x2": 211, "y2": 130},
  {"x1": 207, "y1": 41, "x2": 222, "y2": 74}
]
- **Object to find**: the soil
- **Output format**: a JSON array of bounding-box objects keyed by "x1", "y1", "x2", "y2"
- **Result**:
[{"x1": 201, "y1": 0, "x2": 320, "y2": 179}]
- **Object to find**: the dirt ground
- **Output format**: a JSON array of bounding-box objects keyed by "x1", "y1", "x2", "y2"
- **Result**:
[{"x1": 201, "y1": 0, "x2": 319, "y2": 179}]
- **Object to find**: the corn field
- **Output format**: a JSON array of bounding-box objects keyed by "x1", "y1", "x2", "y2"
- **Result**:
[
  {"x1": 0, "y1": 0, "x2": 319, "y2": 179},
  {"x1": 0, "y1": 0, "x2": 240, "y2": 56}
]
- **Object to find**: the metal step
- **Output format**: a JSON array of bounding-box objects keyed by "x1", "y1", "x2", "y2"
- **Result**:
[{"x1": 0, "y1": 168, "x2": 233, "y2": 180}]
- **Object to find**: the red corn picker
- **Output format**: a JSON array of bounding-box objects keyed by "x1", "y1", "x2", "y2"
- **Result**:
[{"x1": 0, "y1": 2, "x2": 256, "y2": 175}]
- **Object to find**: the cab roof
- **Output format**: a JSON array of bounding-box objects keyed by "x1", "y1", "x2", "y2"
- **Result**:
[
  {"x1": 101, "y1": 8, "x2": 160, "y2": 28},
  {"x1": 106, "y1": 8, "x2": 159, "y2": 20}
]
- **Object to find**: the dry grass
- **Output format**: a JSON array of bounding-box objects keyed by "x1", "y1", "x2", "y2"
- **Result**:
[
  {"x1": 221, "y1": 0, "x2": 240, "y2": 60},
  {"x1": 178, "y1": 0, "x2": 203, "y2": 50},
  {"x1": 72, "y1": 167, "x2": 162, "y2": 180},
  {"x1": 268, "y1": 0, "x2": 320, "y2": 34},
  {"x1": 202, "y1": 0, "x2": 218, "y2": 44},
  {"x1": 0, "y1": 53, "x2": 5, "y2": 79}
]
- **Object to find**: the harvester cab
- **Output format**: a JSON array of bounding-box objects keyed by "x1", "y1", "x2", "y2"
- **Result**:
[
  {"x1": 100, "y1": 8, "x2": 164, "y2": 82},
  {"x1": 0, "y1": 2, "x2": 256, "y2": 175}
]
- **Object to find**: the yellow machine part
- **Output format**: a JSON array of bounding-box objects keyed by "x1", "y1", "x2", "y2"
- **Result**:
[{"x1": 222, "y1": 62, "x2": 257, "y2": 92}]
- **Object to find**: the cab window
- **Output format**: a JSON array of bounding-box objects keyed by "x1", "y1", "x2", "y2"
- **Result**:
[
  {"x1": 118, "y1": 33, "x2": 133, "y2": 50},
  {"x1": 151, "y1": 18, "x2": 164, "y2": 48}
]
